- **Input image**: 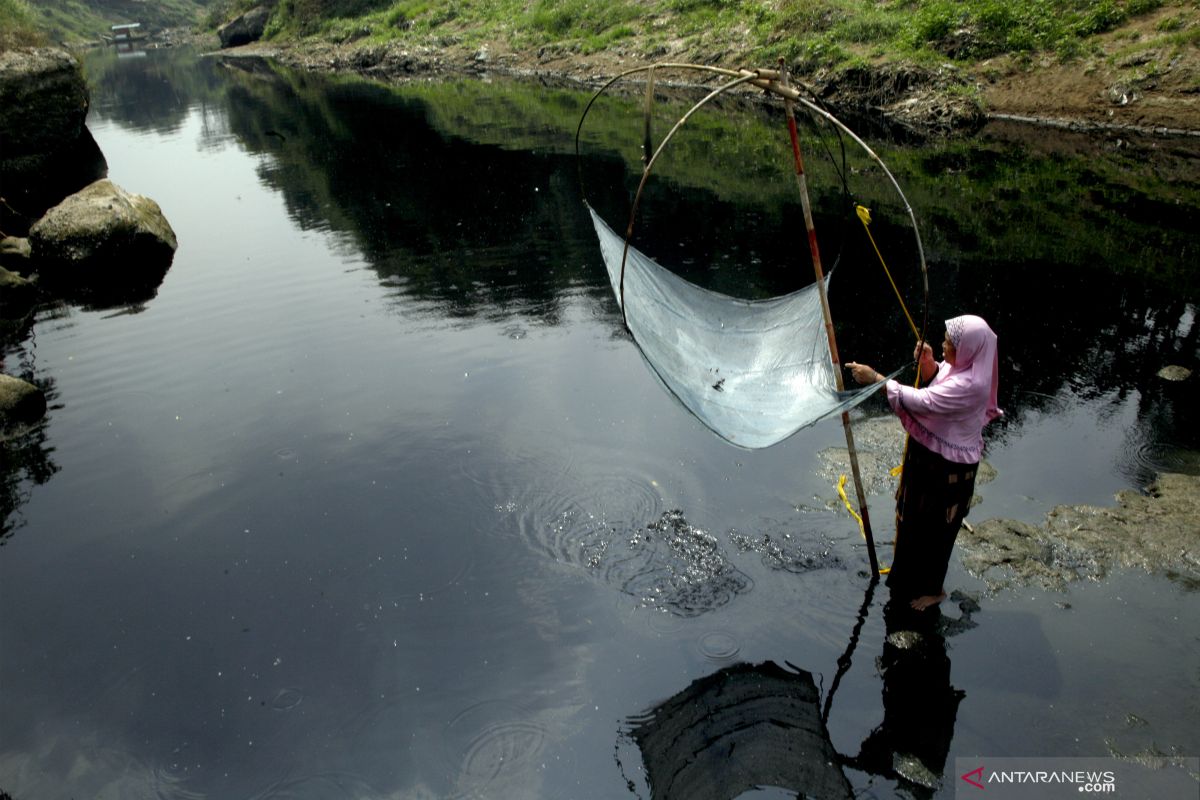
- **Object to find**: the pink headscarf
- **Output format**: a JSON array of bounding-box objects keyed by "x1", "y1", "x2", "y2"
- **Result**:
[{"x1": 885, "y1": 314, "x2": 1002, "y2": 464}]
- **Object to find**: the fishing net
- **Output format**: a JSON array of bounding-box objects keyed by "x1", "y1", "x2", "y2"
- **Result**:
[
  {"x1": 589, "y1": 205, "x2": 889, "y2": 449},
  {"x1": 578, "y1": 65, "x2": 925, "y2": 452}
]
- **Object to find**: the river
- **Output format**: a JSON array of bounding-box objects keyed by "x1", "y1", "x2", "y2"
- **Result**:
[{"x1": 0, "y1": 45, "x2": 1197, "y2": 799}]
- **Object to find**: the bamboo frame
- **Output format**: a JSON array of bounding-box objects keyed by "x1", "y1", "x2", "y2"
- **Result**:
[{"x1": 576, "y1": 63, "x2": 931, "y2": 575}]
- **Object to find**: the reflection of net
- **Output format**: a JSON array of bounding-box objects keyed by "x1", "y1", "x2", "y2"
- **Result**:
[
  {"x1": 628, "y1": 661, "x2": 853, "y2": 800},
  {"x1": 590, "y1": 205, "x2": 884, "y2": 449}
]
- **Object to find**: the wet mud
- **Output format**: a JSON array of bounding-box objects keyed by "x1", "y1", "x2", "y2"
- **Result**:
[
  {"x1": 819, "y1": 415, "x2": 1200, "y2": 593},
  {"x1": 961, "y1": 472, "x2": 1200, "y2": 592}
]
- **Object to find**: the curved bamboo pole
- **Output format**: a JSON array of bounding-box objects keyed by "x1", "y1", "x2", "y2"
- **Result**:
[
  {"x1": 575, "y1": 62, "x2": 930, "y2": 333},
  {"x1": 615, "y1": 72, "x2": 761, "y2": 323},
  {"x1": 575, "y1": 63, "x2": 931, "y2": 574}
]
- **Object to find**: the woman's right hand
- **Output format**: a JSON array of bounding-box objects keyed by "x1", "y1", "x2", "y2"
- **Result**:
[
  {"x1": 845, "y1": 362, "x2": 882, "y2": 386},
  {"x1": 914, "y1": 341, "x2": 936, "y2": 381}
]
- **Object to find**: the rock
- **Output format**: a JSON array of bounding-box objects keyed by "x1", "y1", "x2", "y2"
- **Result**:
[
  {"x1": 0, "y1": 237, "x2": 31, "y2": 267},
  {"x1": 28, "y1": 179, "x2": 177, "y2": 302},
  {"x1": 1156, "y1": 365, "x2": 1192, "y2": 381},
  {"x1": 0, "y1": 50, "x2": 106, "y2": 236},
  {"x1": 218, "y1": 6, "x2": 272, "y2": 48},
  {"x1": 0, "y1": 48, "x2": 88, "y2": 167},
  {"x1": 0, "y1": 263, "x2": 38, "y2": 319},
  {"x1": 0, "y1": 373, "x2": 46, "y2": 429}
]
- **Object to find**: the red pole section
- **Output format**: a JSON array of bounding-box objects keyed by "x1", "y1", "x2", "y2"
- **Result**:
[{"x1": 780, "y1": 66, "x2": 880, "y2": 577}]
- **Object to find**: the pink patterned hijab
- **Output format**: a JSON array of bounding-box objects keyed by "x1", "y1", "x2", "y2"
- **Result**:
[{"x1": 886, "y1": 314, "x2": 1002, "y2": 464}]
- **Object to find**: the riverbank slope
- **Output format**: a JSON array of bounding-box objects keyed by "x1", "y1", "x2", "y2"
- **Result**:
[{"x1": 206, "y1": 2, "x2": 1200, "y2": 137}]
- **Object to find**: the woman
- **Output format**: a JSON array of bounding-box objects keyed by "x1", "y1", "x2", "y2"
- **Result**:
[{"x1": 846, "y1": 315, "x2": 1002, "y2": 611}]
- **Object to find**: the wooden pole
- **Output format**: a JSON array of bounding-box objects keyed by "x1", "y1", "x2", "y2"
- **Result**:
[{"x1": 779, "y1": 65, "x2": 880, "y2": 576}]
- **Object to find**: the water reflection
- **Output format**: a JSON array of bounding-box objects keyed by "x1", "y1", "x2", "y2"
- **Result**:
[
  {"x1": 623, "y1": 584, "x2": 980, "y2": 799},
  {"x1": 163, "y1": 52, "x2": 1199, "y2": 482},
  {"x1": 0, "y1": 415, "x2": 59, "y2": 543},
  {"x1": 626, "y1": 660, "x2": 854, "y2": 799},
  {"x1": 840, "y1": 593, "x2": 976, "y2": 797},
  {"x1": 0, "y1": 338, "x2": 59, "y2": 543}
]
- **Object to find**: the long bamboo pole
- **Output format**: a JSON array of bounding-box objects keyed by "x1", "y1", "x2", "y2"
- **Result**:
[{"x1": 779, "y1": 65, "x2": 880, "y2": 576}]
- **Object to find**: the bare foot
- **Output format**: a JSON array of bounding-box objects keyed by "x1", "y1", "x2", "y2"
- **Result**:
[{"x1": 910, "y1": 592, "x2": 947, "y2": 611}]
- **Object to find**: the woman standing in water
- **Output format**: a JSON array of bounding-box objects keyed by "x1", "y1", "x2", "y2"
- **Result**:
[{"x1": 846, "y1": 315, "x2": 1002, "y2": 611}]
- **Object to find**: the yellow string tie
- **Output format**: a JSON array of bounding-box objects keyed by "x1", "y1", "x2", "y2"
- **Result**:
[
  {"x1": 837, "y1": 474, "x2": 864, "y2": 534},
  {"x1": 844, "y1": 474, "x2": 892, "y2": 575}
]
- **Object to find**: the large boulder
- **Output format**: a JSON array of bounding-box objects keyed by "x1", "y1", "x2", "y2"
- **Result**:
[
  {"x1": 0, "y1": 48, "x2": 106, "y2": 235},
  {"x1": 0, "y1": 48, "x2": 88, "y2": 165},
  {"x1": 218, "y1": 6, "x2": 272, "y2": 48},
  {"x1": 0, "y1": 373, "x2": 46, "y2": 430},
  {"x1": 28, "y1": 179, "x2": 177, "y2": 304}
]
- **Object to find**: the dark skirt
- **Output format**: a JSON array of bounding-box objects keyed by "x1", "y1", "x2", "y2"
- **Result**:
[{"x1": 885, "y1": 438, "x2": 977, "y2": 599}]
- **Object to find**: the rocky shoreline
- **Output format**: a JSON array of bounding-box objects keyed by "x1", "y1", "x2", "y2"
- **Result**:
[{"x1": 0, "y1": 47, "x2": 178, "y2": 430}]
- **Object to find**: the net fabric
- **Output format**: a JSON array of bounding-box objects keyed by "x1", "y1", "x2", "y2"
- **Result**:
[{"x1": 590, "y1": 204, "x2": 885, "y2": 449}]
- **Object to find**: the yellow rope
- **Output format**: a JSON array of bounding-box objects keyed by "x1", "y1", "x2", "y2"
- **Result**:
[
  {"x1": 833, "y1": 205, "x2": 923, "y2": 576},
  {"x1": 837, "y1": 474, "x2": 890, "y2": 574},
  {"x1": 856, "y1": 205, "x2": 919, "y2": 341}
]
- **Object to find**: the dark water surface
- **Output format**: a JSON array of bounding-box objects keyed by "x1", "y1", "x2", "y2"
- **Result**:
[{"x1": 1, "y1": 47, "x2": 1198, "y2": 799}]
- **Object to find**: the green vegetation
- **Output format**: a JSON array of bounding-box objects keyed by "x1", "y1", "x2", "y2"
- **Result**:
[
  {"x1": 242, "y1": 0, "x2": 1192, "y2": 72},
  {"x1": 7, "y1": 0, "x2": 207, "y2": 46},
  {"x1": 0, "y1": 0, "x2": 47, "y2": 50}
]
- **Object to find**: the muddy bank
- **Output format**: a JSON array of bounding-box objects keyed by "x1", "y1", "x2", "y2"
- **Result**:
[
  {"x1": 818, "y1": 416, "x2": 1200, "y2": 592},
  {"x1": 961, "y1": 473, "x2": 1200, "y2": 592}
]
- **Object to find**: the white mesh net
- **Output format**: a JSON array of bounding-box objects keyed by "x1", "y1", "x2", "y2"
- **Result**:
[{"x1": 590, "y1": 204, "x2": 886, "y2": 449}]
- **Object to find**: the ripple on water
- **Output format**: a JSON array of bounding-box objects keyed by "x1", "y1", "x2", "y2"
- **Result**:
[
  {"x1": 250, "y1": 771, "x2": 380, "y2": 799},
  {"x1": 274, "y1": 447, "x2": 299, "y2": 461},
  {"x1": 271, "y1": 687, "x2": 304, "y2": 711},
  {"x1": 1124, "y1": 439, "x2": 1200, "y2": 480},
  {"x1": 696, "y1": 630, "x2": 742, "y2": 662},
  {"x1": 440, "y1": 699, "x2": 548, "y2": 799},
  {"x1": 642, "y1": 604, "x2": 687, "y2": 635},
  {"x1": 484, "y1": 454, "x2": 753, "y2": 617},
  {"x1": 152, "y1": 759, "x2": 207, "y2": 800},
  {"x1": 614, "y1": 510, "x2": 754, "y2": 618},
  {"x1": 510, "y1": 470, "x2": 664, "y2": 570},
  {"x1": 729, "y1": 520, "x2": 845, "y2": 574}
]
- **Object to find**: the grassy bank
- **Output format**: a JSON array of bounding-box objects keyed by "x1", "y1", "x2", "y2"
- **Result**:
[
  {"x1": 0, "y1": 0, "x2": 46, "y2": 50},
  {"x1": 4, "y1": 0, "x2": 206, "y2": 47},
  {"x1": 241, "y1": 0, "x2": 1194, "y2": 73}
]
